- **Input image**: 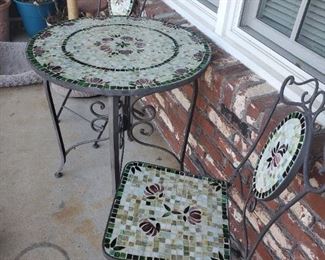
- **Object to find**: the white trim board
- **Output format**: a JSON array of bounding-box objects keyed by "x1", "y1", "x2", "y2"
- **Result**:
[{"x1": 163, "y1": 0, "x2": 325, "y2": 124}]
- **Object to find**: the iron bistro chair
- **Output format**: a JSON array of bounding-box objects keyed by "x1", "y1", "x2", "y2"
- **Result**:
[{"x1": 102, "y1": 76, "x2": 325, "y2": 259}]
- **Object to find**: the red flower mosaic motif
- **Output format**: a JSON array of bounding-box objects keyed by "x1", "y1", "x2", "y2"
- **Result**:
[
  {"x1": 175, "y1": 68, "x2": 188, "y2": 76},
  {"x1": 47, "y1": 64, "x2": 63, "y2": 74},
  {"x1": 39, "y1": 31, "x2": 52, "y2": 39},
  {"x1": 266, "y1": 142, "x2": 288, "y2": 169},
  {"x1": 100, "y1": 45, "x2": 113, "y2": 53},
  {"x1": 102, "y1": 37, "x2": 114, "y2": 42},
  {"x1": 118, "y1": 49, "x2": 133, "y2": 55},
  {"x1": 135, "y1": 78, "x2": 154, "y2": 86},
  {"x1": 188, "y1": 207, "x2": 202, "y2": 225},
  {"x1": 97, "y1": 35, "x2": 144, "y2": 57},
  {"x1": 193, "y1": 51, "x2": 204, "y2": 61},
  {"x1": 83, "y1": 77, "x2": 104, "y2": 85},
  {"x1": 144, "y1": 184, "x2": 164, "y2": 199},
  {"x1": 139, "y1": 218, "x2": 161, "y2": 237},
  {"x1": 34, "y1": 46, "x2": 45, "y2": 56}
]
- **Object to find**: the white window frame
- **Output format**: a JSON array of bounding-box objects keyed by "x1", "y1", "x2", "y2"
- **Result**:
[
  {"x1": 242, "y1": 0, "x2": 325, "y2": 75},
  {"x1": 163, "y1": 0, "x2": 325, "y2": 123}
]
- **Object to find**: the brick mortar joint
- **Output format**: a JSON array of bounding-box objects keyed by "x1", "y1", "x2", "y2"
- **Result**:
[
  {"x1": 278, "y1": 196, "x2": 325, "y2": 251},
  {"x1": 227, "y1": 196, "x2": 279, "y2": 258},
  {"x1": 279, "y1": 188, "x2": 320, "y2": 225}
]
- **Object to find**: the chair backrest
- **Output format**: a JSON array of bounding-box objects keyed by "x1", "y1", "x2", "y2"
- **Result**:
[
  {"x1": 108, "y1": 0, "x2": 135, "y2": 16},
  {"x1": 108, "y1": 0, "x2": 148, "y2": 17},
  {"x1": 229, "y1": 76, "x2": 324, "y2": 259}
]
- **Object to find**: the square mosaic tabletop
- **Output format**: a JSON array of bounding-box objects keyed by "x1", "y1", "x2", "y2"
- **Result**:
[
  {"x1": 103, "y1": 161, "x2": 230, "y2": 260},
  {"x1": 26, "y1": 17, "x2": 211, "y2": 96}
]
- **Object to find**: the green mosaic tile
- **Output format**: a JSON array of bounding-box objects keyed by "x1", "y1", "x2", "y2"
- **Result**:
[
  {"x1": 103, "y1": 161, "x2": 230, "y2": 260},
  {"x1": 252, "y1": 111, "x2": 306, "y2": 200},
  {"x1": 27, "y1": 17, "x2": 211, "y2": 94}
]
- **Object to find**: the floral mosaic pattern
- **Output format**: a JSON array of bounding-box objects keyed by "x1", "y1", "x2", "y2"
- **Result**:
[
  {"x1": 109, "y1": 0, "x2": 134, "y2": 16},
  {"x1": 95, "y1": 34, "x2": 146, "y2": 56},
  {"x1": 266, "y1": 142, "x2": 289, "y2": 169},
  {"x1": 103, "y1": 161, "x2": 230, "y2": 259},
  {"x1": 26, "y1": 17, "x2": 211, "y2": 95},
  {"x1": 252, "y1": 112, "x2": 306, "y2": 200}
]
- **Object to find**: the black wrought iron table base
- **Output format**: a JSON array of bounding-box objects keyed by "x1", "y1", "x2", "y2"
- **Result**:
[{"x1": 44, "y1": 79, "x2": 199, "y2": 188}]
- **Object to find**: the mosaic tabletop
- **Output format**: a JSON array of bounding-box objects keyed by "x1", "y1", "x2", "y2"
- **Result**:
[
  {"x1": 252, "y1": 112, "x2": 306, "y2": 200},
  {"x1": 27, "y1": 17, "x2": 211, "y2": 96},
  {"x1": 103, "y1": 161, "x2": 230, "y2": 260}
]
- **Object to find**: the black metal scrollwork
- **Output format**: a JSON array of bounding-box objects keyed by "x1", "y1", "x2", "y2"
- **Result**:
[
  {"x1": 129, "y1": 96, "x2": 181, "y2": 164},
  {"x1": 89, "y1": 99, "x2": 127, "y2": 149},
  {"x1": 90, "y1": 101, "x2": 108, "y2": 133},
  {"x1": 280, "y1": 76, "x2": 325, "y2": 125},
  {"x1": 131, "y1": 97, "x2": 156, "y2": 136},
  {"x1": 247, "y1": 196, "x2": 257, "y2": 213}
]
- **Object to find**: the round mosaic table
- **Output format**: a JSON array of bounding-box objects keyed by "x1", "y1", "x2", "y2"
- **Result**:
[
  {"x1": 27, "y1": 17, "x2": 210, "y2": 96},
  {"x1": 26, "y1": 17, "x2": 211, "y2": 186}
]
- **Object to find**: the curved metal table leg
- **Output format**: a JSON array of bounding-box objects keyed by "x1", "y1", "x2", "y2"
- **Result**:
[
  {"x1": 107, "y1": 96, "x2": 122, "y2": 189},
  {"x1": 44, "y1": 80, "x2": 66, "y2": 178}
]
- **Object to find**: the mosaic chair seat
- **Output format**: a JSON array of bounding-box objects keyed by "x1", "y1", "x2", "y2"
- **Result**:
[
  {"x1": 102, "y1": 76, "x2": 325, "y2": 259},
  {"x1": 103, "y1": 161, "x2": 230, "y2": 259}
]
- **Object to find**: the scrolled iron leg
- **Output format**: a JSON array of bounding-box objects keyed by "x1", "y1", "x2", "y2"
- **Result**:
[
  {"x1": 90, "y1": 100, "x2": 109, "y2": 149},
  {"x1": 43, "y1": 80, "x2": 66, "y2": 178}
]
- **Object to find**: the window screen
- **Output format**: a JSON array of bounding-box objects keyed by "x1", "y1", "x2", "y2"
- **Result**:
[
  {"x1": 297, "y1": 0, "x2": 325, "y2": 58},
  {"x1": 241, "y1": 0, "x2": 325, "y2": 83},
  {"x1": 257, "y1": 0, "x2": 302, "y2": 36},
  {"x1": 197, "y1": 0, "x2": 219, "y2": 12}
]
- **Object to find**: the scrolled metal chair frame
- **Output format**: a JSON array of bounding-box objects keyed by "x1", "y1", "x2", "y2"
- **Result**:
[{"x1": 228, "y1": 76, "x2": 324, "y2": 259}]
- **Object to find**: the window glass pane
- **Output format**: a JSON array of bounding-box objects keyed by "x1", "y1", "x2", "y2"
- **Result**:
[
  {"x1": 297, "y1": 0, "x2": 325, "y2": 58},
  {"x1": 257, "y1": 0, "x2": 302, "y2": 36},
  {"x1": 197, "y1": 0, "x2": 219, "y2": 12}
]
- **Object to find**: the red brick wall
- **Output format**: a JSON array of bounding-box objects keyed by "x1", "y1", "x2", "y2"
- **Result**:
[{"x1": 142, "y1": 1, "x2": 325, "y2": 259}]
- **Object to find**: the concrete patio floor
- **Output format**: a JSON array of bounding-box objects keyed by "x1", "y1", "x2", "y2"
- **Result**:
[{"x1": 0, "y1": 84, "x2": 178, "y2": 260}]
